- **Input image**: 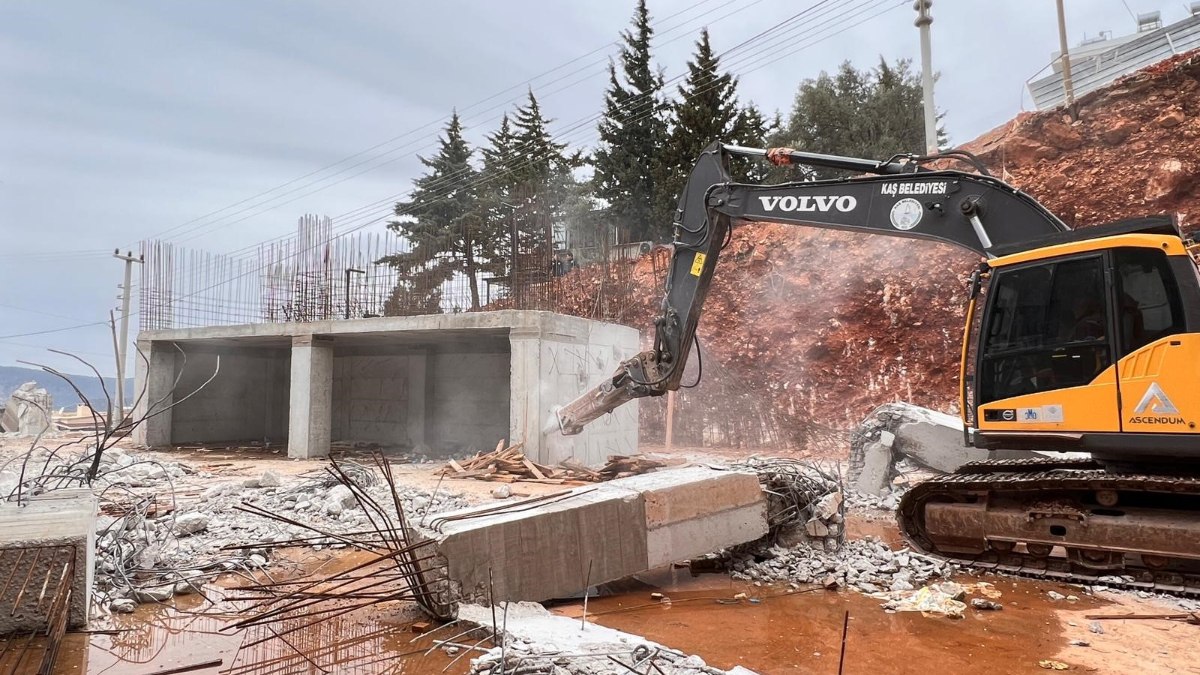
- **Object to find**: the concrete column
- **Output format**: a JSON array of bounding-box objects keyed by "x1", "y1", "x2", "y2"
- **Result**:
[
  {"x1": 289, "y1": 336, "x2": 333, "y2": 459},
  {"x1": 508, "y1": 325, "x2": 543, "y2": 463},
  {"x1": 132, "y1": 340, "x2": 176, "y2": 447},
  {"x1": 406, "y1": 350, "x2": 427, "y2": 449}
]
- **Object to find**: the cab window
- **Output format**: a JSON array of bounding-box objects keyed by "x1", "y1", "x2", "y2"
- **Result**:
[
  {"x1": 979, "y1": 256, "x2": 1112, "y2": 403},
  {"x1": 1114, "y1": 247, "x2": 1186, "y2": 355}
]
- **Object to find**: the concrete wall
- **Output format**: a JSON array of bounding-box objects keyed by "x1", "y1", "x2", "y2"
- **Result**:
[
  {"x1": 514, "y1": 317, "x2": 640, "y2": 466},
  {"x1": 168, "y1": 347, "x2": 290, "y2": 444},
  {"x1": 332, "y1": 352, "x2": 411, "y2": 446}
]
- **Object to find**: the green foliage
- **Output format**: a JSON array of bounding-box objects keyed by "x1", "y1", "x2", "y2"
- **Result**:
[
  {"x1": 592, "y1": 0, "x2": 671, "y2": 243},
  {"x1": 381, "y1": 112, "x2": 494, "y2": 312},
  {"x1": 770, "y1": 57, "x2": 946, "y2": 180},
  {"x1": 660, "y1": 29, "x2": 742, "y2": 219}
]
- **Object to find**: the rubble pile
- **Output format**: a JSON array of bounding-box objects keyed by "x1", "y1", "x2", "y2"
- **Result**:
[
  {"x1": 731, "y1": 538, "x2": 956, "y2": 595},
  {"x1": 2, "y1": 441, "x2": 468, "y2": 614},
  {"x1": 0, "y1": 382, "x2": 54, "y2": 437}
]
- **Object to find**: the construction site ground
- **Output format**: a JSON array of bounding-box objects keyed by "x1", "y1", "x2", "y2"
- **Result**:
[{"x1": 4, "y1": 436, "x2": 1197, "y2": 675}]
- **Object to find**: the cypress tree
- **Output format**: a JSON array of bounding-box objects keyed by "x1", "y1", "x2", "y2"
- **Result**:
[
  {"x1": 593, "y1": 0, "x2": 669, "y2": 243},
  {"x1": 662, "y1": 28, "x2": 742, "y2": 210}
]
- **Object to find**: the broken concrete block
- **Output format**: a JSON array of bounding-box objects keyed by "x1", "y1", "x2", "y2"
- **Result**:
[
  {"x1": 327, "y1": 484, "x2": 356, "y2": 509},
  {"x1": 853, "y1": 441, "x2": 894, "y2": 496},
  {"x1": 0, "y1": 489, "x2": 96, "y2": 630},
  {"x1": 173, "y1": 512, "x2": 210, "y2": 536},
  {"x1": 410, "y1": 467, "x2": 767, "y2": 616},
  {"x1": 1, "y1": 382, "x2": 53, "y2": 437},
  {"x1": 805, "y1": 518, "x2": 830, "y2": 538}
]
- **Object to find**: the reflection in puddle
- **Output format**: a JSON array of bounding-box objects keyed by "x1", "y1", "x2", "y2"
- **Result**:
[{"x1": 46, "y1": 591, "x2": 469, "y2": 675}]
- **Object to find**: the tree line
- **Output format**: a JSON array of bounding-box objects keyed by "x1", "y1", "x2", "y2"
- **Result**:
[{"x1": 382, "y1": 0, "x2": 941, "y2": 312}]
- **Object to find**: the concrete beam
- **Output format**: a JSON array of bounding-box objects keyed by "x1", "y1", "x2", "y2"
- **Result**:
[
  {"x1": 289, "y1": 336, "x2": 333, "y2": 459},
  {"x1": 411, "y1": 467, "x2": 767, "y2": 617}
]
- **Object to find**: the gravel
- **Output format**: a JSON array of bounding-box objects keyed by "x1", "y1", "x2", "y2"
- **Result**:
[{"x1": 731, "y1": 538, "x2": 957, "y2": 593}]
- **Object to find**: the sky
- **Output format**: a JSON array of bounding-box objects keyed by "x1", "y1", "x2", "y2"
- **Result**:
[{"x1": 0, "y1": 0, "x2": 1178, "y2": 377}]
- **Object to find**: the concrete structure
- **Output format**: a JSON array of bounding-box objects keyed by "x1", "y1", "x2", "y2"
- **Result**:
[
  {"x1": 414, "y1": 467, "x2": 767, "y2": 614},
  {"x1": 1029, "y1": 11, "x2": 1200, "y2": 109},
  {"x1": 1, "y1": 382, "x2": 53, "y2": 437},
  {"x1": 0, "y1": 489, "x2": 96, "y2": 631},
  {"x1": 132, "y1": 311, "x2": 639, "y2": 465}
]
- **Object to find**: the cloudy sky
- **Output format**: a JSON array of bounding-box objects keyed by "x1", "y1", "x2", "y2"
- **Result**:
[{"x1": 0, "y1": 0, "x2": 1176, "y2": 376}]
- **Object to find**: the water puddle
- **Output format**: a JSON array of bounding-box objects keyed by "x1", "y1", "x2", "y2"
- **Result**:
[
  {"x1": 557, "y1": 567, "x2": 1105, "y2": 674},
  {"x1": 44, "y1": 550, "x2": 471, "y2": 675}
]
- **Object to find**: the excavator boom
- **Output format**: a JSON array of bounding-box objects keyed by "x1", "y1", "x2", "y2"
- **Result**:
[{"x1": 557, "y1": 142, "x2": 1067, "y2": 433}]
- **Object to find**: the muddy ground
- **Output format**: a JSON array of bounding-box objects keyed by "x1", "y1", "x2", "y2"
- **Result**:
[{"x1": 2, "y1": 435, "x2": 1197, "y2": 675}]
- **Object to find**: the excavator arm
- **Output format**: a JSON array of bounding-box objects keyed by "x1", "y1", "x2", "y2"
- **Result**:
[{"x1": 556, "y1": 142, "x2": 1068, "y2": 435}]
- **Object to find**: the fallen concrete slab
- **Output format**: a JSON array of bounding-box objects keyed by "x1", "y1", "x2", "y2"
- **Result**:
[
  {"x1": 411, "y1": 466, "x2": 767, "y2": 616},
  {"x1": 0, "y1": 488, "x2": 97, "y2": 631},
  {"x1": 458, "y1": 601, "x2": 761, "y2": 675}
]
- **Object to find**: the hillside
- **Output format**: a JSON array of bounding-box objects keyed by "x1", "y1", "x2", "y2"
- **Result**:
[
  {"x1": 0, "y1": 365, "x2": 133, "y2": 410},
  {"x1": 554, "y1": 50, "x2": 1200, "y2": 451}
]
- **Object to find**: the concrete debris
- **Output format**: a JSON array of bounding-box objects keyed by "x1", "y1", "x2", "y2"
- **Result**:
[
  {"x1": 850, "y1": 403, "x2": 990, "y2": 495},
  {"x1": 108, "y1": 598, "x2": 137, "y2": 613},
  {"x1": 730, "y1": 457, "x2": 843, "y2": 549},
  {"x1": 173, "y1": 512, "x2": 210, "y2": 536},
  {"x1": 972, "y1": 598, "x2": 1004, "y2": 611},
  {"x1": 1, "y1": 382, "x2": 54, "y2": 437},
  {"x1": 731, "y1": 537, "x2": 956, "y2": 594},
  {"x1": 459, "y1": 602, "x2": 757, "y2": 675},
  {"x1": 2, "y1": 439, "x2": 469, "y2": 615},
  {"x1": 490, "y1": 484, "x2": 512, "y2": 499}
]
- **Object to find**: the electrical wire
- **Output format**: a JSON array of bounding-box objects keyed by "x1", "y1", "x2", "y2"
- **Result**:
[{"x1": 129, "y1": 0, "x2": 905, "y2": 327}]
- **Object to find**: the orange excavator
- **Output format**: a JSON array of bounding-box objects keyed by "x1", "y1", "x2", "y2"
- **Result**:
[{"x1": 557, "y1": 142, "x2": 1200, "y2": 594}]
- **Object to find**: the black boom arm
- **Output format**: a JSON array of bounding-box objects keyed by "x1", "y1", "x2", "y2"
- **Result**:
[{"x1": 555, "y1": 142, "x2": 1068, "y2": 435}]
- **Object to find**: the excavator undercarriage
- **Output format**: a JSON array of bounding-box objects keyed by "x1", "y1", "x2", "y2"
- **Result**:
[{"x1": 899, "y1": 458, "x2": 1200, "y2": 595}]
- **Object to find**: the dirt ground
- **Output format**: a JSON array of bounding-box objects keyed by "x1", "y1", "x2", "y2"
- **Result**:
[{"x1": 2, "y1": 435, "x2": 1197, "y2": 674}]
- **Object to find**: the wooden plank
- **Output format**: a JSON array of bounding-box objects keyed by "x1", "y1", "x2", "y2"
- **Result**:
[
  {"x1": 522, "y1": 459, "x2": 547, "y2": 480},
  {"x1": 448, "y1": 459, "x2": 466, "y2": 474}
]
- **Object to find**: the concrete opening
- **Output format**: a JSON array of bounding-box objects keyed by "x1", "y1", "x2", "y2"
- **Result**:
[
  {"x1": 330, "y1": 333, "x2": 510, "y2": 455},
  {"x1": 170, "y1": 345, "x2": 290, "y2": 446}
]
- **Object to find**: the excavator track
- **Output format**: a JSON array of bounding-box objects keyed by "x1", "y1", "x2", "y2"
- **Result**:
[{"x1": 898, "y1": 460, "x2": 1200, "y2": 597}]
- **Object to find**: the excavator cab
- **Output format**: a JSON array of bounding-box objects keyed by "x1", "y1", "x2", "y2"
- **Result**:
[{"x1": 969, "y1": 218, "x2": 1200, "y2": 461}]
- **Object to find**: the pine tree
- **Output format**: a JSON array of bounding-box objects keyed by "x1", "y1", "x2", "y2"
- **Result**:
[
  {"x1": 661, "y1": 28, "x2": 742, "y2": 209},
  {"x1": 593, "y1": 0, "x2": 669, "y2": 243},
  {"x1": 381, "y1": 112, "x2": 491, "y2": 312}
]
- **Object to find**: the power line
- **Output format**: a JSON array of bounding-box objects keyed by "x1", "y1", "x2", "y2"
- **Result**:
[
  {"x1": 141, "y1": 0, "x2": 903, "y2": 320},
  {"x1": 210, "y1": 0, "x2": 850, "y2": 261},
  {"x1": 132, "y1": 0, "x2": 736, "y2": 247}
]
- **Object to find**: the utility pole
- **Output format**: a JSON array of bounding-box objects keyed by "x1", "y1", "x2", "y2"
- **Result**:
[
  {"x1": 914, "y1": 0, "x2": 938, "y2": 154},
  {"x1": 1055, "y1": 0, "x2": 1076, "y2": 108},
  {"x1": 112, "y1": 250, "x2": 143, "y2": 429}
]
